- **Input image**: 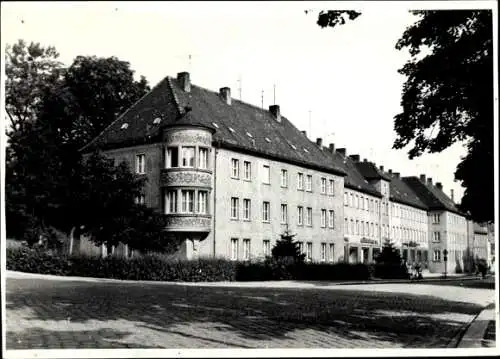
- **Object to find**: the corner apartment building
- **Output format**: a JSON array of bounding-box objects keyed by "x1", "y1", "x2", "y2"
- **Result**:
[
  {"x1": 79, "y1": 71, "x2": 489, "y2": 272},
  {"x1": 82, "y1": 72, "x2": 346, "y2": 262}
]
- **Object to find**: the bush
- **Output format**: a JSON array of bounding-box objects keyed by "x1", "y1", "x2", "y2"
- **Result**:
[
  {"x1": 373, "y1": 239, "x2": 409, "y2": 279},
  {"x1": 7, "y1": 247, "x2": 371, "y2": 282}
]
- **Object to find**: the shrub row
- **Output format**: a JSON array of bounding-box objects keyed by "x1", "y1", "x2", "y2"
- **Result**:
[{"x1": 8, "y1": 247, "x2": 384, "y2": 282}]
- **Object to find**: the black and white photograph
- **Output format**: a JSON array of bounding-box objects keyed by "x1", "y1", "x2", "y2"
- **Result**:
[{"x1": 1, "y1": 1, "x2": 498, "y2": 357}]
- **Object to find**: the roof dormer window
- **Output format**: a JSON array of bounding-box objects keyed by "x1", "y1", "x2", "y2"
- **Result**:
[
  {"x1": 246, "y1": 132, "x2": 253, "y2": 138},
  {"x1": 228, "y1": 127, "x2": 235, "y2": 133},
  {"x1": 265, "y1": 137, "x2": 271, "y2": 143},
  {"x1": 121, "y1": 123, "x2": 129, "y2": 130},
  {"x1": 212, "y1": 122, "x2": 219, "y2": 128},
  {"x1": 303, "y1": 148, "x2": 309, "y2": 153},
  {"x1": 153, "y1": 117, "x2": 161, "y2": 125}
]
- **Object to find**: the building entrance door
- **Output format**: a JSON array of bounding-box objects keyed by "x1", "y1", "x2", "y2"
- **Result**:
[
  {"x1": 349, "y1": 247, "x2": 359, "y2": 263},
  {"x1": 362, "y1": 247, "x2": 369, "y2": 263}
]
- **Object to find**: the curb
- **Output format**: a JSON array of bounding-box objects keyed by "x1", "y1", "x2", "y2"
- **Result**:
[
  {"x1": 6, "y1": 270, "x2": 483, "y2": 287},
  {"x1": 456, "y1": 305, "x2": 497, "y2": 348}
]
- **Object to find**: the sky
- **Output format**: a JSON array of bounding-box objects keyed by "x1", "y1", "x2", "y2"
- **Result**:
[{"x1": 1, "y1": 1, "x2": 497, "y2": 203}]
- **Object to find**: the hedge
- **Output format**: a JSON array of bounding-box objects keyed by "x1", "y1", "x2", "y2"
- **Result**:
[{"x1": 8, "y1": 247, "x2": 379, "y2": 282}]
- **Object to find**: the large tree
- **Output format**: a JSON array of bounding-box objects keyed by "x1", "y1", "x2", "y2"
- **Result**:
[{"x1": 316, "y1": 10, "x2": 494, "y2": 223}]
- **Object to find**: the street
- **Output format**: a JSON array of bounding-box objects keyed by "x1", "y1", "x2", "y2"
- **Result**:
[{"x1": 5, "y1": 274, "x2": 495, "y2": 349}]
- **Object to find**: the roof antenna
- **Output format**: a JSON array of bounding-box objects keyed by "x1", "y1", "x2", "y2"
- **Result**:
[
  {"x1": 188, "y1": 54, "x2": 192, "y2": 73},
  {"x1": 273, "y1": 84, "x2": 276, "y2": 105},
  {"x1": 261, "y1": 90, "x2": 264, "y2": 109}
]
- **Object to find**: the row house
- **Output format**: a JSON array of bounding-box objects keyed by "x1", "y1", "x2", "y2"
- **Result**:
[{"x1": 78, "y1": 70, "x2": 492, "y2": 272}]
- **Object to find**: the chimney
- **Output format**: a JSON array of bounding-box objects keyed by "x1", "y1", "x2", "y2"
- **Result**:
[
  {"x1": 269, "y1": 105, "x2": 281, "y2": 122},
  {"x1": 177, "y1": 72, "x2": 190, "y2": 92},
  {"x1": 316, "y1": 138, "x2": 323, "y2": 146},
  {"x1": 427, "y1": 177, "x2": 433, "y2": 186},
  {"x1": 349, "y1": 154, "x2": 360, "y2": 162},
  {"x1": 336, "y1": 148, "x2": 346, "y2": 156},
  {"x1": 301, "y1": 130, "x2": 307, "y2": 136},
  {"x1": 220, "y1": 87, "x2": 231, "y2": 105},
  {"x1": 394, "y1": 172, "x2": 400, "y2": 178},
  {"x1": 436, "y1": 182, "x2": 443, "y2": 191},
  {"x1": 450, "y1": 189, "x2": 455, "y2": 202},
  {"x1": 328, "y1": 143, "x2": 335, "y2": 153},
  {"x1": 420, "y1": 174, "x2": 426, "y2": 182},
  {"x1": 363, "y1": 158, "x2": 367, "y2": 162},
  {"x1": 388, "y1": 169, "x2": 393, "y2": 174},
  {"x1": 379, "y1": 165, "x2": 384, "y2": 171}
]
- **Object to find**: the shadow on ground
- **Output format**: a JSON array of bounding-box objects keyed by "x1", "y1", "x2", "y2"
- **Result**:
[
  {"x1": 6, "y1": 278, "x2": 486, "y2": 349},
  {"x1": 419, "y1": 277, "x2": 495, "y2": 290}
]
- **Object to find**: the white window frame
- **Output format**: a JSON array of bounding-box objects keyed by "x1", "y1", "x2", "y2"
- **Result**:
[
  {"x1": 328, "y1": 179, "x2": 335, "y2": 195},
  {"x1": 231, "y1": 238, "x2": 239, "y2": 261},
  {"x1": 306, "y1": 242, "x2": 313, "y2": 262},
  {"x1": 135, "y1": 194, "x2": 145, "y2": 205},
  {"x1": 281, "y1": 169, "x2": 288, "y2": 187},
  {"x1": 243, "y1": 161, "x2": 252, "y2": 181},
  {"x1": 433, "y1": 249, "x2": 441, "y2": 262},
  {"x1": 243, "y1": 198, "x2": 251, "y2": 220},
  {"x1": 321, "y1": 178, "x2": 327, "y2": 194},
  {"x1": 433, "y1": 231, "x2": 441, "y2": 242},
  {"x1": 297, "y1": 172, "x2": 304, "y2": 190},
  {"x1": 243, "y1": 239, "x2": 251, "y2": 260},
  {"x1": 328, "y1": 210, "x2": 335, "y2": 228},
  {"x1": 297, "y1": 206, "x2": 304, "y2": 225},
  {"x1": 231, "y1": 158, "x2": 240, "y2": 179},
  {"x1": 261, "y1": 164, "x2": 270, "y2": 184},
  {"x1": 181, "y1": 146, "x2": 195, "y2": 168},
  {"x1": 306, "y1": 207, "x2": 313, "y2": 226},
  {"x1": 166, "y1": 147, "x2": 179, "y2": 168},
  {"x1": 329, "y1": 243, "x2": 334, "y2": 262},
  {"x1": 321, "y1": 209, "x2": 327, "y2": 228},
  {"x1": 344, "y1": 192, "x2": 348, "y2": 206},
  {"x1": 135, "y1": 154, "x2": 145, "y2": 174},
  {"x1": 263, "y1": 239, "x2": 271, "y2": 257},
  {"x1": 262, "y1": 201, "x2": 270, "y2": 222},
  {"x1": 198, "y1": 191, "x2": 208, "y2": 214},
  {"x1": 230, "y1": 197, "x2": 239, "y2": 219},
  {"x1": 306, "y1": 175, "x2": 312, "y2": 192},
  {"x1": 181, "y1": 190, "x2": 195, "y2": 213},
  {"x1": 165, "y1": 190, "x2": 177, "y2": 214},
  {"x1": 280, "y1": 204, "x2": 288, "y2": 224},
  {"x1": 198, "y1": 147, "x2": 209, "y2": 169},
  {"x1": 320, "y1": 243, "x2": 326, "y2": 262}
]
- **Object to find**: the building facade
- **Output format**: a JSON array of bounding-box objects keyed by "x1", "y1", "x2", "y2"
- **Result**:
[{"x1": 78, "y1": 71, "x2": 491, "y2": 273}]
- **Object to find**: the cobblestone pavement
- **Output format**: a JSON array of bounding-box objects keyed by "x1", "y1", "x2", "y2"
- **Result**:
[{"x1": 5, "y1": 276, "x2": 495, "y2": 349}]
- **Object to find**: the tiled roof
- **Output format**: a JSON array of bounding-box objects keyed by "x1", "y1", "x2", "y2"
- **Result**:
[
  {"x1": 474, "y1": 222, "x2": 488, "y2": 234},
  {"x1": 402, "y1": 176, "x2": 465, "y2": 215},
  {"x1": 82, "y1": 74, "x2": 346, "y2": 176},
  {"x1": 355, "y1": 161, "x2": 392, "y2": 181},
  {"x1": 322, "y1": 150, "x2": 383, "y2": 198},
  {"x1": 384, "y1": 173, "x2": 428, "y2": 211}
]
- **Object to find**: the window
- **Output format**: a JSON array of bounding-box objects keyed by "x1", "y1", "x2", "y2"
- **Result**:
[
  {"x1": 433, "y1": 213, "x2": 441, "y2": 224},
  {"x1": 198, "y1": 148, "x2": 208, "y2": 169},
  {"x1": 166, "y1": 147, "x2": 178, "y2": 168},
  {"x1": 344, "y1": 218, "x2": 348, "y2": 233},
  {"x1": 230, "y1": 197, "x2": 239, "y2": 219},
  {"x1": 263, "y1": 240, "x2": 271, "y2": 257},
  {"x1": 298, "y1": 241, "x2": 304, "y2": 254},
  {"x1": 262, "y1": 165, "x2": 270, "y2": 184},
  {"x1": 328, "y1": 179, "x2": 335, "y2": 195},
  {"x1": 344, "y1": 192, "x2": 348, "y2": 206},
  {"x1": 321, "y1": 209, "x2": 327, "y2": 227},
  {"x1": 433, "y1": 250, "x2": 441, "y2": 262},
  {"x1": 306, "y1": 207, "x2": 313, "y2": 226},
  {"x1": 321, "y1": 178, "x2": 327, "y2": 194},
  {"x1": 281, "y1": 169, "x2": 288, "y2": 187},
  {"x1": 321, "y1": 243, "x2": 327, "y2": 262},
  {"x1": 165, "y1": 190, "x2": 177, "y2": 213},
  {"x1": 329, "y1": 210, "x2": 335, "y2": 228},
  {"x1": 433, "y1": 231, "x2": 441, "y2": 242},
  {"x1": 306, "y1": 242, "x2": 313, "y2": 261},
  {"x1": 181, "y1": 146, "x2": 195, "y2": 167},
  {"x1": 371, "y1": 223, "x2": 374, "y2": 237},
  {"x1": 355, "y1": 195, "x2": 359, "y2": 208},
  {"x1": 243, "y1": 161, "x2": 251, "y2": 180},
  {"x1": 243, "y1": 239, "x2": 251, "y2": 260},
  {"x1": 351, "y1": 219, "x2": 354, "y2": 234},
  {"x1": 356, "y1": 220, "x2": 360, "y2": 235},
  {"x1": 280, "y1": 204, "x2": 288, "y2": 224},
  {"x1": 135, "y1": 154, "x2": 145, "y2": 174},
  {"x1": 231, "y1": 238, "x2": 239, "y2": 260},
  {"x1": 181, "y1": 190, "x2": 195, "y2": 213},
  {"x1": 135, "y1": 194, "x2": 145, "y2": 205},
  {"x1": 231, "y1": 159, "x2": 240, "y2": 178},
  {"x1": 306, "y1": 175, "x2": 312, "y2": 191},
  {"x1": 297, "y1": 173, "x2": 304, "y2": 190},
  {"x1": 297, "y1": 206, "x2": 304, "y2": 225},
  {"x1": 243, "y1": 199, "x2": 251, "y2": 220},
  {"x1": 329, "y1": 244, "x2": 334, "y2": 262},
  {"x1": 361, "y1": 222, "x2": 365, "y2": 236},
  {"x1": 370, "y1": 199, "x2": 374, "y2": 212},
  {"x1": 365, "y1": 198, "x2": 368, "y2": 211},
  {"x1": 198, "y1": 191, "x2": 208, "y2": 214},
  {"x1": 262, "y1": 201, "x2": 270, "y2": 222},
  {"x1": 350, "y1": 193, "x2": 354, "y2": 207}
]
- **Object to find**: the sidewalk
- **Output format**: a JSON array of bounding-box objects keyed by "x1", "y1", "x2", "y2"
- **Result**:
[
  {"x1": 5, "y1": 269, "x2": 482, "y2": 288},
  {"x1": 457, "y1": 304, "x2": 497, "y2": 348}
]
